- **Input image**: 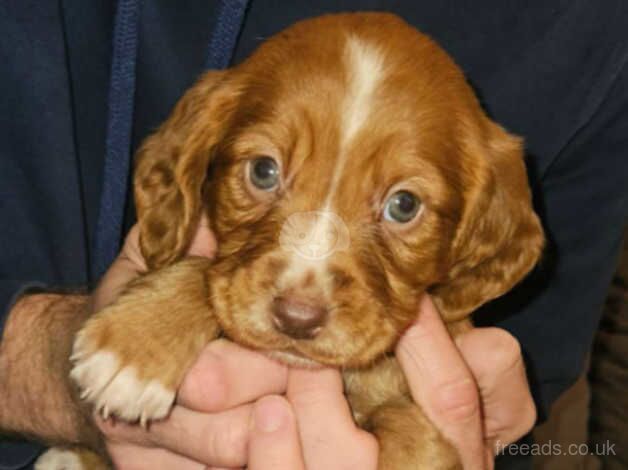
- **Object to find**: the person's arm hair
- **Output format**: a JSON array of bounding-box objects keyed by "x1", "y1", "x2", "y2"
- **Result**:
[{"x1": 0, "y1": 293, "x2": 102, "y2": 450}]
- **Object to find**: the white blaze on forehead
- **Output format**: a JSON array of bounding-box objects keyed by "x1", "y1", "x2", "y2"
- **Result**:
[
  {"x1": 341, "y1": 36, "x2": 385, "y2": 144},
  {"x1": 279, "y1": 37, "x2": 384, "y2": 291},
  {"x1": 325, "y1": 36, "x2": 385, "y2": 207}
]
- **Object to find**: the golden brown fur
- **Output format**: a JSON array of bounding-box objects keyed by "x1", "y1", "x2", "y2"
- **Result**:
[{"x1": 60, "y1": 13, "x2": 544, "y2": 470}]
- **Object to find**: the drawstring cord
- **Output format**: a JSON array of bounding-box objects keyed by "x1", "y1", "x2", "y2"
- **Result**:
[
  {"x1": 92, "y1": 0, "x2": 140, "y2": 280},
  {"x1": 206, "y1": 0, "x2": 249, "y2": 69},
  {"x1": 92, "y1": 0, "x2": 249, "y2": 280}
]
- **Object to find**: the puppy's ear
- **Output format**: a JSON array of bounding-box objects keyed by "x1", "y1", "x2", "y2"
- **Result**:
[
  {"x1": 430, "y1": 119, "x2": 544, "y2": 322},
  {"x1": 134, "y1": 71, "x2": 239, "y2": 269}
]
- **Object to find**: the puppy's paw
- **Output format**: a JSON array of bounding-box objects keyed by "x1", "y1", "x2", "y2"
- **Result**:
[
  {"x1": 70, "y1": 311, "x2": 179, "y2": 425},
  {"x1": 70, "y1": 344, "x2": 174, "y2": 425},
  {"x1": 70, "y1": 259, "x2": 219, "y2": 424},
  {"x1": 35, "y1": 447, "x2": 109, "y2": 470},
  {"x1": 35, "y1": 448, "x2": 85, "y2": 470}
]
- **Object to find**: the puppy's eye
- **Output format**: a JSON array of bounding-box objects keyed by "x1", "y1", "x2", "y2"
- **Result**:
[
  {"x1": 383, "y1": 191, "x2": 421, "y2": 223},
  {"x1": 249, "y1": 157, "x2": 280, "y2": 190}
]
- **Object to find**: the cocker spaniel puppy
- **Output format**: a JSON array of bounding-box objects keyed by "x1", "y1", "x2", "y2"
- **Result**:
[{"x1": 43, "y1": 12, "x2": 544, "y2": 470}]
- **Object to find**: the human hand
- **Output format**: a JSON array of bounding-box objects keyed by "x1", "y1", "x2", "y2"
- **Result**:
[
  {"x1": 291, "y1": 368, "x2": 380, "y2": 469},
  {"x1": 245, "y1": 367, "x2": 379, "y2": 470},
  {"x1": 239, "y1": 295, "x2": 535, "y2": 470},
  {"x1": 90, "y1": 220, "x2": 295, "y2": 469},
  {"x1": 251, "y1": 295, "x2": 535, "y2": 470},
  {"x1": 396, "y1": 295, "x2": 536, "y2": 469},
  {"x1": 251, "y1": 296, "x2": 536, "y2": 470},
  {"x1": 97, "y1": 339, "x2": 292, "y2": 469}
]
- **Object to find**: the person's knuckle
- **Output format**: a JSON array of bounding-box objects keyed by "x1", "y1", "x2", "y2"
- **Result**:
[
  {"x1": 208, "y1": 415, "x2": 248, "y2": 466},
  {"x1": 495, "y1": 394, "x2": 537, "y2": 445},
  {"x1": 486, "y1": 328, "x2": 522, "y2": 362},
  {"x1": 289, "y1": 381, "x2": 333, "y2": 408},
  {"x1": 399, "y1": 323, "x2": 431, "y2": 348},
  {"x1": 255, "y1": 393, "x2": 292, "y2": 413},
  {"x1": 519, "y1": 397, "x2": 537, "y2": 434},
  {"x1": 432, "y1": 377, "x2": 480, "y2": 422},
  {"x1": 183, "y1": 349, "x2": 229, "y2": 410}
]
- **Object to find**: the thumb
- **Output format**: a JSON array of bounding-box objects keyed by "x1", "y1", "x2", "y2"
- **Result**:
[
  {"x1": 248, "y1": 396, "x2": 305, "y2": 470},
  {"x1": 396, "y1": 294, "x2": 487, "y2": 469},
  {"x1": 90, "y1": 225, "x2": 146, "y2": 312},
  {"x1": 91, "y1": 215, "x2": 216, "y2": 313},
  {"x1": 187, "y1": 213, "x2": 217, "y2": 259}
]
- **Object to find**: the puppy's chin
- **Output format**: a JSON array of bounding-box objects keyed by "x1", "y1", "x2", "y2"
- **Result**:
[{"x1": 265, "y1": 349, "x2": 325, "y2": 369}]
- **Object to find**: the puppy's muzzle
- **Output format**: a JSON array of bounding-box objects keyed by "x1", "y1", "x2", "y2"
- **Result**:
[{"x1": 272, "y1": 296, "x2": 328, "y2": 339}]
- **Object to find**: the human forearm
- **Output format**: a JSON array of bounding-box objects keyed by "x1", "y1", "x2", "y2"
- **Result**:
[{"x1": 0, "y1": 293, "x2": 101, "y2": 449}]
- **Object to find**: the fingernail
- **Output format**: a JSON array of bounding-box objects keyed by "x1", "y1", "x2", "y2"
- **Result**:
[{"x1": 253, "y1": 397, "x2": 288, "y2": 433}]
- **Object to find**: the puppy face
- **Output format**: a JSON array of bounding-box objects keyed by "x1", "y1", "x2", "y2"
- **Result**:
[{"x1": 135, "y1": 13, "x2": 543, "y2": 368}]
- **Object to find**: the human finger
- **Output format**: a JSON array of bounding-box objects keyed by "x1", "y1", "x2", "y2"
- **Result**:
[
  {"x1": 287, "y1": 368, "x2": 378, "y2": 470},
  {"x1": 177, "y1": 339, "x2": 288, "y2": 412},
  {"x1": 97, "y1": 403, "x2": 252, "y2": 468},
  {"x1": 106, "y1": 441, "x2": 206, "y2": 470},
  {"x1": 248, "y1": 395, "x2": 305, "y2": 470},
  {"x1": 456, "y1": 327, "x2": 536, "y2": 450},
  {"x1": 396, "y1": 295, "x2": 486, "y2": 469}
]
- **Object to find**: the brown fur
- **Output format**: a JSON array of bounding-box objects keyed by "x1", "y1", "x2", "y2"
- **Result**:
[{"x1": 68, "y1": 13, "x2": 543, "y2": 470}]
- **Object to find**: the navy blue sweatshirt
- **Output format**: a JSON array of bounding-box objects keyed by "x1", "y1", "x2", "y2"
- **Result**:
[{"x1": 1, "y1": 1, "x2": 627, "y2": 468}]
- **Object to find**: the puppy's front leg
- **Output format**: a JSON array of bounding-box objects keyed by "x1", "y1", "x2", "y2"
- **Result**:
[
  {"x1": 369, "y1": 398, "x2": 462, "y2": 470},
  {"x1": 70, "y1": 257, "x2": 218, "y2": 424}
]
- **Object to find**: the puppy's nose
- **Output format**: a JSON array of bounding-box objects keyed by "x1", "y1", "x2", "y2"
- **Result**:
[{"x1": 272, "y1": 296, "x2": 328, "y2": 339}]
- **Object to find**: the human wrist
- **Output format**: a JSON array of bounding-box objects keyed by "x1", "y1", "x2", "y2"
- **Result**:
[{"x1": 0, "y1": 293, "x2": 101, "y2": 449}]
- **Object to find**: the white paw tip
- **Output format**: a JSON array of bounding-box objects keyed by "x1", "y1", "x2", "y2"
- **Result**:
[
  {"x1": 71, "y1": 350, "x2": 175, "y2": 424},
  {"x1": 35, "y1": 448, "x2": 84, "y2": 470},
  {"x1": 70, "y1": 350, "x2": 120, "y2": 400}
]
